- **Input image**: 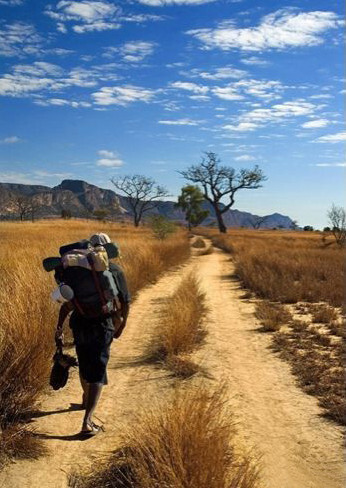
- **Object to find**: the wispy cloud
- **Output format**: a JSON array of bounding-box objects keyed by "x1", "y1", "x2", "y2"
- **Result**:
[
  {"x1": 137, "y1": 0, "x2": 216, "y2": 5},
  {"x1": 213, "y1": 79, "x2": 285, "y2": 101},
  {"x1": 104, "y1": 41, "x2": 156, "y2": 62},
  {"x1": 0, "y1": 136, "x2": 21, "y2": 144},
  {"x1": 234, "y1": 154, "x2": 256, "y2": 161},
  {"x1": 301, "y1": 118, "x2": 330, "y2": 129},
  {"x1": 158, "y1": 118, "x2": 200, "y2": 126},
  {"x1": 0, "y1": 22, "x2": 43, "y2": 57},
  {"x1": 188, "y1": 9, "x2": 341, "y2": 51},
  {"x1": 97, "y1": 149, "x2": 124, "y2": 167},
  {"x1": 0, "y1": 61, "x2": 120, "y2": 100},
  {"x1": 45, "y1": 0, "x2": 121, "y2": 33},
  {"x1": 92, "y1": 85, "x2": 156, "y2": 105},
  {"x1": 224, "y1": 100, "x2": 318, "y2": 132},
  {"x1": 0, "y1": 0, "x2": 24, "y2": 5},
  {"x1": 240, "y1": 56, "x2": 269, "y2": 66},
  {"x1": 314, "y1": 131, "x2": 346, "y2": 143},
  {"x1": 182, "y1": 66, "x2": 248, "y2": 80},
  {"x1": 171, "y1": 81, "x2": 209, "y2": 94},
  {"x1": 315, "y1": 163, "x2": 346, "y2": 167}
]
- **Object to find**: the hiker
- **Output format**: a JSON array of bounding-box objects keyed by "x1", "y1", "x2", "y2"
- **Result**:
[{"x1": 54, "y1": 233, "x2": 130, "y2": 436}]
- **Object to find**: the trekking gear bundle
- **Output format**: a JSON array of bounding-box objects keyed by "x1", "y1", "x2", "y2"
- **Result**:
[{"x1": 43, "y1": 239, "x2": 121, "y2": 320}]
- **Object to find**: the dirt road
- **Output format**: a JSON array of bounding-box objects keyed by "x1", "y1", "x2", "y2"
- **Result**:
[{"x1": 1, "y1": 246, "x2": 344, "y2": 488}]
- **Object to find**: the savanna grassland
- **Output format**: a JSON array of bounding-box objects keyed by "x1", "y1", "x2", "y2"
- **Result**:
[
  {"x1": 0, "y1": 219, "x2": 190, "y2": 464},
  {"x1": 0, "y1": 221, "x2": 343, "y2": 488},
  {"x1": 199, "y1": 228, "x2": 345, "y2": 424}
]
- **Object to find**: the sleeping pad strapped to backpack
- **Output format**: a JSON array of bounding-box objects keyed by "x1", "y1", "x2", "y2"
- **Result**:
[{"x1": 53, "y1": 239, "x2": 120, "y2": 320}]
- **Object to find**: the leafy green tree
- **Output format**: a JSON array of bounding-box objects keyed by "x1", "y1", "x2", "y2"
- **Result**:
[{"x1": 176, "y1": 185, "x2": 209, "y2": 230}]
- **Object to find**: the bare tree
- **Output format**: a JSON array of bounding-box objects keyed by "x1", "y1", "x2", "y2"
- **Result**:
[
  {"x1": 28, "y1": 195, "x2": 42, "y2": 222},
  {"x1": 327, "y1": 204, "x2": 346, "y2": 247},
  {"x1": 11, "y1": 195, "x2": 32, "y2": 221},
  {"x1": 180, "y1": 152, "x2": 267, "y2": 233},
  {"x1": 110, "y1": 175, "x2": 170, "y2": 227},
  {"x1": 248, "y1": 216, "x2": 268, "y2": 229}
]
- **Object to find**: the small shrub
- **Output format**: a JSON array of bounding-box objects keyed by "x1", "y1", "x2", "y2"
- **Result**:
[
  {"x1": 255, "y1": 301, "x2": 292, "y2": 332},
  {"x1": 311, "y1": 304, "x2": 338, "y2": 323},
  {"x1": 191, "y1": 236, "x2": 207, "y2": 248},
  {"x1": 148, "y1": 215, "x2": 176, "y2": 240},
  {"x1": 144, "y1": 272, "x2": 207, "y2": 377},
  {"x1": 70, "y1": 386, "x2": 260, "y2": 488}
]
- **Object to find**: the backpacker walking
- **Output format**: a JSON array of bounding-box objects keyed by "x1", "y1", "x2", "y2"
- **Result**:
[{"x1": 47, "y1": 232, "x2": 130, "y2": 436}]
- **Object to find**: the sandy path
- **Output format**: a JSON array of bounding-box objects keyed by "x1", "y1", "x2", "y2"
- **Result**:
[
  {"x1": 1, "y1": 246, "x2": 344, "y2": 488},
  {"x1": 194, "y1": 248, "x2": 344, "y2": 488}
]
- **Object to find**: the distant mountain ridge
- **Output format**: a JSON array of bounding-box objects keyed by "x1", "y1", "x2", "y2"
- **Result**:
[{"x1": 0, "y1": 179, "x2": 294, "y2": 229}]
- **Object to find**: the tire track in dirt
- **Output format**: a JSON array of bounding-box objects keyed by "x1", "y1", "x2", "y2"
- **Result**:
[
  {"x1": 193, "y1": 247, "x2": 344, "y2": 488},
  {"x1": 1, "y1": 246, "x2": 344, "y2": 488}
]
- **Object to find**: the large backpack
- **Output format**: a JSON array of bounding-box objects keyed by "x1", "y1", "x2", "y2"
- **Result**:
[{"x1": 45, "y1": 240, "x2": 121, "y2": 320}]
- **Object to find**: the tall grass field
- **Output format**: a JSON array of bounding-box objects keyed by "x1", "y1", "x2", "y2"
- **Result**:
[{"x1": 0, "y1": 220, "x2": 190, "y2": 463}]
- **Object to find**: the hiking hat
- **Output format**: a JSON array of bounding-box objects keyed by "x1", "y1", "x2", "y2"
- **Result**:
[{"x1": 90, "y1": 233, "x2": 112, "y2": 246}]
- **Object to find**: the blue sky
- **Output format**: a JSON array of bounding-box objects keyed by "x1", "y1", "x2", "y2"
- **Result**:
[{"x1": 0, "y1": 0, "x2": 344, "y2": 228}]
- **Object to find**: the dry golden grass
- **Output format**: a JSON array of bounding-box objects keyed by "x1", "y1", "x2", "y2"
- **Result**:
[
  {"x1": 69, "y1": 385, "x2": 260, "y2": 488},
  {"x1": 310, "y1": 304, "x2": 338, "y2": 324},
  {"x1": 272, "y1": 320, "x2": 345, "y2": 424},
  {"x1": 198, "y1": 229, "x2": 343, "y2": 307},
  {"x1": 255, "y1": 301, "x2": 292, "y2": 332},
  {"x1": 0, "y1": 220, "x2": 190, "y2": 464},
  {"x1": 144, "y1": 272, "x2": 207, "y2": 378}
]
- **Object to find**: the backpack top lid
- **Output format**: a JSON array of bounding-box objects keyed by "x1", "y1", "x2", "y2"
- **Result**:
[{"x1": 59, "y1": 239, "x2": 90, "y2": 256}]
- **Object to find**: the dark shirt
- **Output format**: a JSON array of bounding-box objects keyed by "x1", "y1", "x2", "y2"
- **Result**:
[{"x1": 109, "y1": 263, "x2": 131, "y2": 304}]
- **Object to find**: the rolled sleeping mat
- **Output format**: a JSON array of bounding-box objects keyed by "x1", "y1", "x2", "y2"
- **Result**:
[
  {"x1": 59, "y1": 239, "x2": 90, "y2": 256},
  {"x1": 43, "y1": 241, "x2": 120, "y2": 272},
  {"x1": 43, "y1": 257, "x2": 62, "y2": 272}
]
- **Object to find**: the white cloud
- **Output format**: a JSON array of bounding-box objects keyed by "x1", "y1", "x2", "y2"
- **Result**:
[
  {"x1": 158, "y1": 118, "x2": 200, "y2": 126},
  {"x1": 240, "y1": 56, "x2": 269, "y2": 66},
  {"x1": 314, "y1": 132, "x2": 346, "y2": 143},
  {"x1": 212, "y1": 79, "x2": 284, "y2": 101},
  {"x1": 97, "y1": 149, "x2": 124, "y2": 167},
  {"x1": 138, "y1": 0, "x2": 216, "y2": 5},
  {"x1": 92, "y1": 85, "x2": 155, "y2": 105},
  {"x1": 315, "y1": 163, "x2": 346, "y2": 167},
  {"x1": 212, "y1": 86, "x2": 244, "y2": 101},
  {"x1": 45, "y1": 0, "x2": 121, "y2": 33},
  {"x1": 0, "y1": 136, "x2": 21, "y2": 143},
  {"x1": 35, "y1": 98, "x2": 92, "y2": 108},
  {"x1": 188, "y1": 9, "x2": 341, "y2": 51},
  {"x1": 0, "y1": 0, "x2": 24, "y2": 5},
  {"x1": 185, "y1": 66, "x2": 248, "y2": 80},
  {"x1": 309, "y1": 94, "x2": 333, "y2": 100},
  {"x1": 0, "y1": 22, "x2": 43, "y2": 57},
  {"x1": 301, "y1": 118, "x2": 329, "y2": 129},
  {"x1": 223, "y1": 100, "x2": 318, "y2": 132},
  {"x1": 223, "y1": 122, "x2": 258, "y2": 132},
  {"x1": 0, "y1": 62, "x2": 120, "y2": 99},
  {"x1": 119, "y1": 41, "x2": 156, "y2": 63},
  {"x1": 171, "y1": 81, "x2": 209, "y2": 94},
  {"x1": 234, "y1": 154, "x2": 256, "y2": 161}
]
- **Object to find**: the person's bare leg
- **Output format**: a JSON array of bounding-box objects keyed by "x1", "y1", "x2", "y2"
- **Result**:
[
  {"x1": 82, "y1": 382, "x2": 103, "y2": 431},
  {"x1": 79, "y1": 373, "x2": 89, "y2": 408}
]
